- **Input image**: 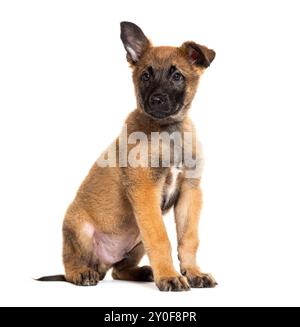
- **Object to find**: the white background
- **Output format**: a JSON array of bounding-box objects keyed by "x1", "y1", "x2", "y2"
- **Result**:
[{"x1": 1, "y1": 0, "x2": 300, "y2": 307}]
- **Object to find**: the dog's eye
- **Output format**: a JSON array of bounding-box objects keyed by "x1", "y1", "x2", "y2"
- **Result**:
[
  {"x1": 172, "y1": 72, "x2": 183, "y2": 81},
  {"x1": 141, "y1": 72, "x2": 150, "y2": 82}
]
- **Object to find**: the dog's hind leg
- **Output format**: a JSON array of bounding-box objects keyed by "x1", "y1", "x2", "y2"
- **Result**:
[
  {"x1": 112, "y1": 242, "x2": 153, "y2": 282},
  {"x1": 62, "y1": 212, "x2": 108, "y2": 286}
]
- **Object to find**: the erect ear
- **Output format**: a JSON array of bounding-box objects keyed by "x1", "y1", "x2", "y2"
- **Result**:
[
  {"x1": 120, "y1": 22, "x2": 150, "y2": 64},
  {"x1": 181, "y1": 41, "x2": 216, "y2": 68}
]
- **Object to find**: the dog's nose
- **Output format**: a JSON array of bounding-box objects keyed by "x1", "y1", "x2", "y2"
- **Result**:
[{"x1": 149, "y1": 93, "x2": 168, "y2": 106}]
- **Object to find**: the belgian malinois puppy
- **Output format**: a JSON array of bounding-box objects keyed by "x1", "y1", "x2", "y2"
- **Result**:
[{"x1": 39, "y1": 22, "x2": 217, "y2": 291}]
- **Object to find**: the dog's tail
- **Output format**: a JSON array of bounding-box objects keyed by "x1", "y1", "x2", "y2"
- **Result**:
[{"x1": 35, "y1": 275, "x2": 66, "y2": 282}]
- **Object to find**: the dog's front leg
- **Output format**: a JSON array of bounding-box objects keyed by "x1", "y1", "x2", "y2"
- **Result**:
[
  {"x1": 175, "y1": 179, "x2": 217, "y2": 288},
  {"x1": 128, "y1": 171, "x2": 190, "y2": 291}
]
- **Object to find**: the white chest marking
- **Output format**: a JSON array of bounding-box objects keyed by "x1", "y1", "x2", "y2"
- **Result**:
[{"x1": 164, "y1": 166, "x2": 182, "y2": 205}]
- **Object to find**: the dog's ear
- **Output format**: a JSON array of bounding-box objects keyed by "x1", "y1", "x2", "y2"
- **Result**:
[
  {"x1": 181, "y1": 41, "x2": 215, "y2": 68},
  {"x1": 120, "y1": 22, "x2": 150, "y2": 64}
]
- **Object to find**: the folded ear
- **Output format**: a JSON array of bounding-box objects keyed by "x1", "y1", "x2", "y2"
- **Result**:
[
  {"x1": 120, "y1": 22, "x2": 150, "y2": 64},
  {"x1": 181, "y1": 41, "x2": 216, "y2": 68}
]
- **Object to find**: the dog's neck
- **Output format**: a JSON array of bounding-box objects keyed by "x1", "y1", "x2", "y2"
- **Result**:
[{"x1": 128, "y1": 108, "x2": 185, "y2": 135}]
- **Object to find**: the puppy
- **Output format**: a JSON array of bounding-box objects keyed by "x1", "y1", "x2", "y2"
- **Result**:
[{"x1": 39, "y1": 22, "x2": 217, "y2": 291}]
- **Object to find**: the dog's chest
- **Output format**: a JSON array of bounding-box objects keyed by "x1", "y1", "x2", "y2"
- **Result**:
[{"x1": 161, "y1": 166, "x2": 182, "y2": 211}]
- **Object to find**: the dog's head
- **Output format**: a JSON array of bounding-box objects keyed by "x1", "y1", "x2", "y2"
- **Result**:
[{"x1": 120, "y1": 22, "x2": 215, "y2": 123}]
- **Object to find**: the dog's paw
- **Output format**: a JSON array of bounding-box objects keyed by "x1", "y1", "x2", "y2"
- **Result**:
[
  {"x1": 182, "y1": 268, "x2": 217, "y2": 288},
  {"x1": 156, "y1": 275, "x2": 190, "y2": 292},
  {"x1": 137, "y1": 265, "x2": 154, "y2": 282},
  {"x1": 112, "y1": 265, "x2": 154, "y2": 282},
  {"x1": 66, "y1": 268, "x2": 101, "y2": 286}
]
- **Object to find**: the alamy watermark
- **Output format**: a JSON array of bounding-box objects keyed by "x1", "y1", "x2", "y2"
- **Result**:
[{"x1": 96, "y1": 125, "x2": 204, "y2": 178}]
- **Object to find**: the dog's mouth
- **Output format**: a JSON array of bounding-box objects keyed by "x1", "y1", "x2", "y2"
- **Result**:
[{"x1": 144, "y1": 105, "x2": 181, "y2": 120}]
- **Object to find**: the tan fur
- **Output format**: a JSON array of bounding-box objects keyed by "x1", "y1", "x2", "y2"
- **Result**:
[{"x1": 59, "y1": 27, "x2": 216, "y2": 290}]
